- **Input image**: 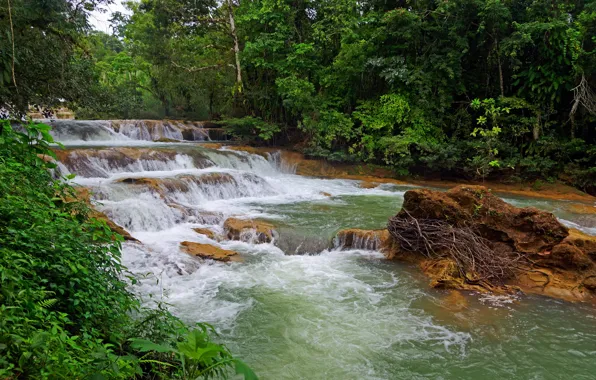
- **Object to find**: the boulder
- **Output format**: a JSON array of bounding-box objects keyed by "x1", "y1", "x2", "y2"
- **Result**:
[
  {"x1": 332, "y1": 185, "x2": 596, "y2": 303},
  {"x1": 399, "y1": 185, "x2": 569, "y2": 254},
  {"x1": 192, "y1": 227, "x2": 218, "y2": 240},
  {"x1": 335, "y1": 229, "x2": 393, "y2": 252},
  {"x1": 360, "y1": 181, "x2": 379, "y2": 189},
  {"x1": 180, "y1": 241, "x2": 239, "y2": 262},
  {"x1": 223, "y1": 218, "x2": 276, "y2": 243},
  {"x1": 385, "y1": 185, "x2": 596, "y2": 302}
]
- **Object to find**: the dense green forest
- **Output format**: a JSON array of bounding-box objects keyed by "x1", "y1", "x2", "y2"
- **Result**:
[{"x1": 1, "y1": 0, "x2": 596, "y2": 190}]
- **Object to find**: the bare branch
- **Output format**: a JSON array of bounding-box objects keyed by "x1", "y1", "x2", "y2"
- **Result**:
[
  {"x1": 388, "y1": 211, "x2": 526, "y2": 283},
  {"x1": 571, "y1": 75, "x2": 596, "y2": 116}
]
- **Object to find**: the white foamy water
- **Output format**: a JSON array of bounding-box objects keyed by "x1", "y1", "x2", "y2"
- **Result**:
[
  {"x1": 52, "y1": 134, "x2": 596, "y2": 379},
  {"x1": 41, "y1": 119, "x2": 225, "y2": 144}
]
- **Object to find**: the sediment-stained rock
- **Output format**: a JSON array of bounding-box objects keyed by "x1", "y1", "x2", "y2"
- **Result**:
[
  {"x1": 334, "y1": 229, "x2": 393, "y2": 252},
  {"x1": 180, "y1": 241, "x2": 239, "y2": 262},
  {"x1": 69, "y1": 186, "x2": 139, "y2": 242},
  {"x1": 53, "y1": 147, "x2": 213, "y2": 178},
  {"x1": 359, "y1": 181, "x2": 379, "y2": 189},
  {"x1": 338, "y1": 185, "x2": 596, "y2": 303},
  {"x1": 398, "y1": 185, "x2": 569, "y2": 254},
  {"x1": 223, "y1": 218, "x2": 276, "y2": 243},
  {"x1": 192, "y1": 227, "x2": 219, "y2": 240}
]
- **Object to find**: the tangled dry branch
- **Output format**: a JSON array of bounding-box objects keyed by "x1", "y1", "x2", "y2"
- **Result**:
[
  {"x1": 571, "y1": 75, "x2": 596, "y2": 117},
  {"x1": 387, "y1": 211, "x2": 525, "y2": 283}
]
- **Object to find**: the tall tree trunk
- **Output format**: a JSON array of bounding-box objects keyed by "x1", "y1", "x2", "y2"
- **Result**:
[
  {"x1": 227, "y1": 0, "x2": 242, "y2": 93},
  {"x1": 496, "y1": 39, "x2": 504, "y2": 97},
  {"x1": 209, "y1": 89, "x2": 214, "y2": 118},
  {"x1": 533, "y1": 112, "x2": 541, "y2": 140},
  {"x1": 497, "y1": 45, "x2": 505, "y2": 97}
]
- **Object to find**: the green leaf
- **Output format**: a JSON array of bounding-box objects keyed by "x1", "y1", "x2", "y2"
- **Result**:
[
  {"x1": 129, "y1": 339, "x2": 176, "y2": 354},
  {"x1": 235, "y1": 360, "x2": 259, "y2": 380}
]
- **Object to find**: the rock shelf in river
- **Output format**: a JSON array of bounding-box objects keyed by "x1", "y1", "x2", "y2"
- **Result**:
[
  {"x1": 180, "y1": 241, "x2": 239, "y2": 262},
  {"x1": 224, "y1": 218, "x2": 277, "y2": 244},
  {"x1": 337, "y1": 185, "x2": 596, "y2": 303}
]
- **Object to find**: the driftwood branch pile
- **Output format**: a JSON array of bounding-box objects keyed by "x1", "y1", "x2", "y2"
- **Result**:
[{"x1": 387, "y1": 210, "x2": 525, "y2": 282}]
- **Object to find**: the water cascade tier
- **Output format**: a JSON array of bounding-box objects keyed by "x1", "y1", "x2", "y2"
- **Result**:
[
  {"x1": 51, "y1": 125, "x2": 596, "y2": 380},
  {"x1": 42, "y1": 119, "x2": 229, "y2": 143}
]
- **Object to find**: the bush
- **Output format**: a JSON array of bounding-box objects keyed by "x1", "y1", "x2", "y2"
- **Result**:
[{"x1": 218, "y1": 117, "x2": 281, "y2": 144}]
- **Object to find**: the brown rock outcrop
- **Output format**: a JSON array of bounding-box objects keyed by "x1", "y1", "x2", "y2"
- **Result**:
[
  {"x1": 338, "y1": 185, "x2": 596, "y2": 303},
  {"x1": 116, "y1": 172, "x2": 241, "y2": 199},
  {"x1": 223, "y1": 218, "x2": 276, "y2": 243},
  {"x1": 335, "y1": 229, "x2": 394, "y2": 252},
  {"x1": 359, "y1": 181, "x2": 379, "y2": 189},
  {"x1": 192, "y1": 227, "x2": 218, "y2": 240},
  {"x1": 398, "y1": 186, "x2": 569, "y2": 254},
  {"x1": 180, "y1": 241, "x2": 239, "y2": 262},
  {"x1": 93, "y1": 210, "x2": 139, "y2": 242},
  {"x1": 395, "y1": 186, "x2": 596, "y2": 302}
]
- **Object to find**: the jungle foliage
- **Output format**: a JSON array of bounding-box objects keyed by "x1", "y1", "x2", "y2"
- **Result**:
[
  {"x1": 1, "y1": 0, "x2": 596, "y2": 190},
  {"x1": 96, "y1": 0, "x2": 596, "y2": 190},
  {"x1": 0, "y1": 121, "x2": 257, "y2": 378}
]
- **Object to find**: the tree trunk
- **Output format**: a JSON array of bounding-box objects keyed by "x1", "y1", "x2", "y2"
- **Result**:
[
  {"x1": 227, "y1": 0, "x2": 243, "y2": 92},
  {"x1": 497, "y1": 41, "x2": 504, "y2": 97},
  {"x1": 533, "y1": 112, "x2": 541, "y2": 140},
  {"x1": 209, "y1": 89, "x2": 214, "y2": 118},
  {"x1": 493, "y1": 34, "x2": 504, "y2": 98}
]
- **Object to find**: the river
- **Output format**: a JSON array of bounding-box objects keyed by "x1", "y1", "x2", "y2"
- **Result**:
[{"x1": 49, "y1": 120, "x2": 596, "y2": 380}]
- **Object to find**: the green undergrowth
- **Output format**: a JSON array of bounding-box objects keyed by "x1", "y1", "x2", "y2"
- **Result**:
[{"x1": 0, "y1": 120, "x2": 256, "y2": 379}]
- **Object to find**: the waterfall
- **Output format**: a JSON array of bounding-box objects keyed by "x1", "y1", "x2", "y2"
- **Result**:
[
  {"x1": 49, "y1": 121, "x2": 596, "y2": 380},
  {"x1": 41, "y1": 119, "x2": 229, "y2": 143}
]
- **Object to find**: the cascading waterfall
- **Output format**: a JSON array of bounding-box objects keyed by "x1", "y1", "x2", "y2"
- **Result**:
[
  {"x1": 41, "y1": 119, "x2": 229, "y2": 143},
  {"x1": 51, "y1": 127, "x2": 596, "y2": 380}
]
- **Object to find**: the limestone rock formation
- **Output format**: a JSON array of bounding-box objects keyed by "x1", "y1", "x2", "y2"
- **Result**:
[
  {"x1": 359, "y1": 181, "x2": 379, "y2": 189},
  {"x1": 223, "y1": 218, "x2": 276, "y2": 243},
  {"x1": 192, "y1": 227, "x2": 219, "y2": 240},
  {"x1": 71, "y1": 186, "x2": 139, "y2": 242},
  {"x1": 397, "y1": 185, "x2": 569, "y2": 254},
  {"x1": 180, "y1": 241, "x2": 239, "y2": 262},
  {"x1": 338, "y1": 185, "x2": 596, "y2": 303},
  {"x1": 334, "y1": 229, "x2": 393, "y2": 252}
]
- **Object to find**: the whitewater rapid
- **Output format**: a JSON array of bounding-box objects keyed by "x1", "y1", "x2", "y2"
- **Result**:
[{"x1": 52, "y1": 121, "x2": 596, "y2": 379}]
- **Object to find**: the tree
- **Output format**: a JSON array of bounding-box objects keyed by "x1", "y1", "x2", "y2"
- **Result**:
[{"x1": 0, "y1": 0, "x2": 107, "y2": 114}]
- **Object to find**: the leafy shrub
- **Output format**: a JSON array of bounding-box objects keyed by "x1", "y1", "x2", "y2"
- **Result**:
[{"x1": 219, "y1": 117, "x2": 281, "y2": 143}]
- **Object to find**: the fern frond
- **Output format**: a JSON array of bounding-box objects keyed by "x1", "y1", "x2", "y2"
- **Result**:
[{"x1": 37, "y1": 298, "x2": 58, "y2": 309}]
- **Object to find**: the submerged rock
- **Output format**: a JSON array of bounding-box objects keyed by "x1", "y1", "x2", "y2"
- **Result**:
[
  {"x1": 180, "y1": 241, "x2": 239, "y2": 262},
  {"x1": 223, "y1": 218, "x2": 276, "y2": 243}
]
